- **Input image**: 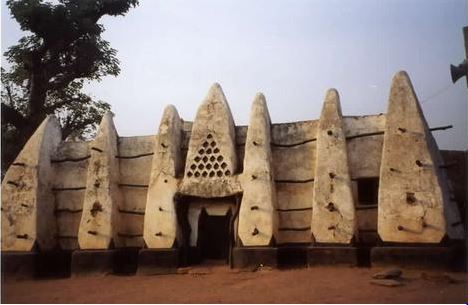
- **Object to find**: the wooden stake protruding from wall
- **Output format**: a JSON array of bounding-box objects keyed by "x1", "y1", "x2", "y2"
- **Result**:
[
  {"x1": 143, "y1": 105, "x2": 183, "y2": 248},
  {"x1": 238, "y1": 93, "x2": 277, "y2": 246},
  {"x1": 378, "y1": 71, "x2": 464, "y2": 243},
  {"x1": 2, "y1": 115, "x2": 62, "y2": 251},
  {"x1": 311, "y1": 89, "x2": 355, "y2": 244},
  {"x1": 78, "y1": 112, "x2": 123, "y2": 249}
]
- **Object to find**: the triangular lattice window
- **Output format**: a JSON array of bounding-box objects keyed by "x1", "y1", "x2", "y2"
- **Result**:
[{"x1": 186, "y1": 133, "x2": 231, "y2": 178}]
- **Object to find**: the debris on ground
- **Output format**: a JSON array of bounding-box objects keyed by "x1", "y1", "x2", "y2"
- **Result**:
[
  {"x1": 370, "y1": 279, "x2": 405, "y2": 287},
  {"x1": 251, "y1": 264, "x2": 273, "y2": 272},
  {"x1": 421, "y1": 272, "x2": 464, "y2": 284},
  {"x1": 252, "y1": 264, "x2": 264, "y2": 272},
  {"x1": 372, "y1": 268, "x2": 402, "y2": 280},
  {"x1": 370, "y1": 268, "x2": 404, "y2": 287},
  {"x1": 177, "y1": 266, "x2": 212, "y2": 276},
  {"x1": 176, "y1": 267, "x2": 190, "y2": 274}
]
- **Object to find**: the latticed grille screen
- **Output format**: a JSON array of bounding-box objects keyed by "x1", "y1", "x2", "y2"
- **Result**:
[{"x1": 186, "y1": 133, "x2": 231, "y2": 178}]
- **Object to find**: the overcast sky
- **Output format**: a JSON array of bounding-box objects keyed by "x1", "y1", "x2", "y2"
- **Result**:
[{"x1": 2, "y1": 0, "x2": 468, "y2": 150}]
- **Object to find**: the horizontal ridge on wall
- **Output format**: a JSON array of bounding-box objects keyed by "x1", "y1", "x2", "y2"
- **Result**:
[
  {"x1": 276, "y1": 207, "x2": 313, "y2": 212},
  {"x1": 50, "y1": 155, "x2": 91, "y2": 163},
  {"x1": 274, "y1": 178, "x2": 314, "y2": 183},
  {"x1": 278, "y1": 226, "x2": 312, "y2": 231},
  {"x1": 115, "y1": 152, "x2": 154, "y2": 159}
]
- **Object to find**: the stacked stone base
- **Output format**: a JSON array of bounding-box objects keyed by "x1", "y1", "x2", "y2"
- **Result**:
[
  {"x1": 2, "y1": 250, "x2": 72, "y2": 281},
  {"x1": 70, "y1": 248, "x2": 142, "y2": 277},
  {"x1": 2, "y1": 252, "x2": 36, "y2": 281},
  {"x1": 137, "y1": 248, "x2": 180, "y2": 275},
  {"x1": 231, "y1": 247, "x2": 278, "y2": 268},
  {"x1": 2, "y1": 243, "x2": 465, "y2": 280},
  {"x1": 371, "y1": 245, "x2": 464, "y2": 270},
  {"x1": 308, "y1": 246, "x2": 359, "y2": 266},
  {"x1": 71, "y1": 250, "x2": 115, "y2": 277}
]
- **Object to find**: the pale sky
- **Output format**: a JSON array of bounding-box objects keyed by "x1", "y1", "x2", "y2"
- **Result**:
[{"x1": 2, "y1": 0, "x2": 468, "y2": 150}]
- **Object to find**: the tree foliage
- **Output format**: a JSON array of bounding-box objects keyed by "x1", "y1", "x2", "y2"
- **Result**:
[{"x1": 1, "y1": 0, "x2": 138, "y2": 174}]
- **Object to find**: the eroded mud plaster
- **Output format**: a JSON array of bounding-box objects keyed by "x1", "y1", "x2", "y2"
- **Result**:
[
  {"x1": 78, "y1": 113, "x2": 122, "y2": 249},
  {"x1": 311, "y1": 89, "x2": 355, "y2": 244},
  {"x1": 378, "y1": 71, "x2": 463, "y2": 243},
  {"x1": 1, "y1": 116, "x2": 61, "y2": 251},
  {"x1": 180, "y1": 83, "x2": 241, "y2": 198},
  {"x1": 238, "y1": 94, "x2": 277, "y2": 246},
  {"x1": 144, "y1": 105, "x2": 183, "y2": 248}
]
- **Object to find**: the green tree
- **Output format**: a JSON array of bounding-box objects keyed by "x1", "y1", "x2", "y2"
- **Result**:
[{"x1": 1, "y1": 0, "x2": 139, "y2": 174}]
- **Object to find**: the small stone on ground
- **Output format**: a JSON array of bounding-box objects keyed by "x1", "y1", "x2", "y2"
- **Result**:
[
  {"x1": 372, "y1": 268, "x2": 402, "y2": 279},
  {"x1": 370, "y1": 279, "x2": 404, "y2": 287}
]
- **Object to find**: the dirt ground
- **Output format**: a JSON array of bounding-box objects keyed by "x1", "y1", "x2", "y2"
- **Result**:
[{"x1": 2, "y1": 264, "x2": 467, "y2": 303}]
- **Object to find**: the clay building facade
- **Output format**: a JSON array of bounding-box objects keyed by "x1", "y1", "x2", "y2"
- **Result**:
[{"x1": 1, "y1": 71, "x2": 465, "y2": 275}]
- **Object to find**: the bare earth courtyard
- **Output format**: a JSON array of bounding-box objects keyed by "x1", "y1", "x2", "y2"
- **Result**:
[{"x1": 2, "y1": 265, "x2": 467, "y2": 303}]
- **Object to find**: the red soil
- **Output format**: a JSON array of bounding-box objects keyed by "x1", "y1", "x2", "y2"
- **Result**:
[{"x1": 2, "y1": 265, "x2": 467, "y2": 303}]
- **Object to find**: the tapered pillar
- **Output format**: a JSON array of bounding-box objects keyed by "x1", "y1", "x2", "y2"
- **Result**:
[
  {"x1": 78, "y1": 112, "x2": 122, "y2": 249},
  {"x1": 377, "y1": 71, "x2": 464, "y2": 243},
  {"x1": 1, "y1": 115, "x2": 62, "y2": 251},
  {"x1": 238, "y1": 93, "x2": 277, "y2": 246},
  {"x1": 143, "y1": 105, "x2": 183, "y2": 248},
  {"x1": 311, "y1": 89, "x2": 355, "y2": 244},
  {"x1": 180, "y1": 83, "x2": 239, "y2": 197}
]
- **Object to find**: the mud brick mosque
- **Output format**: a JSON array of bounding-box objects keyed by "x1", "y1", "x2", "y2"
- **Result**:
[{"x1": 1, "y1": 71, "x2": 465, "y2": 277}]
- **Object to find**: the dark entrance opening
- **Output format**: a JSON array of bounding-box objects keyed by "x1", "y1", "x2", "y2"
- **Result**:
[
  {"x1": 357, "y1": 177, "x2": 379, "y2": 205},
  {"x1": 355, "y1": 177, "x2": 380, "y2": 255},
  {"x1": 176, "y1": 194, "x2": 241, "y2": 266},
  {"x1": 198, "y1": 209, "x2": 232, "y2": 261}
]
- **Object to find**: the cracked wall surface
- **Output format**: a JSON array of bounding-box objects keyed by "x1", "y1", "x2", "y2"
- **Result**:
[
  {"x1": 311, "y1": 89, "x2": 355, "y2": 244},
  {"x1": 2, "y1": 116, "x2": 61, "y2": 251},
  {"x1": 144, "y1": 105, "x2": 183, "y2": 249},
  {"x1": 78, "y1": 113, "x2": 123, "y2": 249},
  {"x1": 238, "y1": 93, "x2": 277, "y2": 246},
  {"x1": 378, "y1": 71, "x2": 463, "y2": 243}
]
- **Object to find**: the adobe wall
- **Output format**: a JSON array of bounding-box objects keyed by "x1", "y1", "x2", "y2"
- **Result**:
[
  {"x1": 48, "y1": 124, "x2": 457, "y2": 248},
  {"x1": 1, "y1": 71, "x2": 464, "y2": 254},
  {"x1": 45, "y1": 114, "x2": 387, "y2": 247},
  {"x1": 53, "y1": 141, "x2": 90, "y2": 250},
  {"x1": 117, "y1": 135, "x2": 154, "y2": 247}
]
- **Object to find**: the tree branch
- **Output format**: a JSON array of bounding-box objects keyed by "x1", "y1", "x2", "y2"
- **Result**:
[
  {"x1": 48, "y1": 71, "x2": 81, "y2": 91},
  {"x1": 62, "y1": 117, "x2": 96, "y2": 140},
  {"x1": 1, "y1": 103, "x2": 27, "y2": 129},
  {"x1": 45, "y1": 99, "x2": 72, "y2": 111},
  {"x1": 5, "y1": 84, "x2": 15, "y2": 105}
]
